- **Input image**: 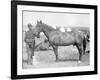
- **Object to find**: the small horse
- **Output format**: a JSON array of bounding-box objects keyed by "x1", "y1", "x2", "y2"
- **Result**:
[{"x1": 34, "y1": 20, "x2": 86, "y2": 63}]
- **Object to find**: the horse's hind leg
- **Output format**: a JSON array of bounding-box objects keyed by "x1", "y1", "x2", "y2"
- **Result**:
[
  {"x1": 79, "y1": 48, "x2": 82, "y2": 62},
  {"x1": 76, "y1": 44, "x2": 82, "y2": 63},
  {"x1": 83, "y1": 37, "x2": 86, "y2": 55}
]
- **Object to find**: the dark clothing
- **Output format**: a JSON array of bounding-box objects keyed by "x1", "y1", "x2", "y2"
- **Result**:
[{"x1": 24, "y1": 30, "x2": 35, "y2": 56}]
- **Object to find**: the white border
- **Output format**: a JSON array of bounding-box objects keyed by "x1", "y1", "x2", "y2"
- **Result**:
[{"x1": 17, "y1": 5, "x2": 94, "y2": 75}]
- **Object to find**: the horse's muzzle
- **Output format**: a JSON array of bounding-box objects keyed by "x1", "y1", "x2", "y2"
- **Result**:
[{"x1": 36, "y1": 34, "x2": 40, "y2": 38}]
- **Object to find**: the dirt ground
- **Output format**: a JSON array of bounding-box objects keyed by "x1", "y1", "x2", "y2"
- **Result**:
[{"x1": 22, "y1": 42, "x2": 90, "y2": 69}]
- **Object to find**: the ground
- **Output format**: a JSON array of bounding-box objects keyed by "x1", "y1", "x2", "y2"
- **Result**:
[{"x1": 23, "y1": 42, "x2": 90, "y2": 69}]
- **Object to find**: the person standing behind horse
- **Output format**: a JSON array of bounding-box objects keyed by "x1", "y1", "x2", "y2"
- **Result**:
[{"x1": 24, "y1": 24, "x2": 35, "y2": 64}]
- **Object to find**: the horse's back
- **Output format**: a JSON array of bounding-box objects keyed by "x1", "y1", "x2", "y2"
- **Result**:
[{"x1": 48, "y1": 30, "x2": 76, "y2": 45}]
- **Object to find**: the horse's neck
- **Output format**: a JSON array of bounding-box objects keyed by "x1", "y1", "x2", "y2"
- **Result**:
[
  {"x1": 41, "y1": 24, "x2": 54, "y2": 39},
  {"x1": 41, "y1": 27, "x2": 50, "y2": 39},
  {"x1": 42, "y1": 29, "x2": 50, "y2": 39}
]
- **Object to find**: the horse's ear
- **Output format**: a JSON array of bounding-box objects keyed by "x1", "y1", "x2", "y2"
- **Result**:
[
  {"x1": 40, "y1": 20, "x2": 42, "y2": 24},
  {"x1": 37, "y1": 20, "x2": 42, "y2": 24}
]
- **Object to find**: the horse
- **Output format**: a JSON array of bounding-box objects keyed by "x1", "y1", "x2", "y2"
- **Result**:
[{"x1": 34, "y1": 20, "x2": 86, "y2": 63}]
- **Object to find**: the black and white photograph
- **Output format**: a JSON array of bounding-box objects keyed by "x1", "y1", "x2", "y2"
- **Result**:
[
  {"x1": 22, "y1": 11, "x2": 90, "y2": 68},
  {"x1": 11, "y1": 1, "x2": 97, "y2": 79}
]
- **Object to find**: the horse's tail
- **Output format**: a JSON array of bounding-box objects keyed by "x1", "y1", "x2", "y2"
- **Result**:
[{"x1": 83, "y1": 35, "x2": 87, "y2": 55}]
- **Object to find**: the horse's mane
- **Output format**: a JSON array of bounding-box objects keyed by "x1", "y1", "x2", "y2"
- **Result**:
[{"x1": 41, "y1": 23, "x2": 55, "y2": 31}]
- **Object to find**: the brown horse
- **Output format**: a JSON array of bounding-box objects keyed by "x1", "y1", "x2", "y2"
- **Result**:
[{"x1": 34, "y1": 20, "x2": 86, "y2": 62}]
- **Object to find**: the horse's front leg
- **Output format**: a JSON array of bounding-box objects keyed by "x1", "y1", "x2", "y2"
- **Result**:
[{"x1": 52, "y1": 46, "x2": 58, "y2": 61}]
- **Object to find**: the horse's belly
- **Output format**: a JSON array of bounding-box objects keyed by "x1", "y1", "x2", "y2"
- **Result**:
[
  {"x1": 60, "y1": 40, "x2": 74, "y2": 46},
  {"x1": 62, "y1": 35, "x2": 74, "y2": 42},
  {"x1": 54, "y1": 42, "x2": 74, "y2": 46},
  {"x1": 52, "y1": 37, "x2": 75, "y2": 46}
]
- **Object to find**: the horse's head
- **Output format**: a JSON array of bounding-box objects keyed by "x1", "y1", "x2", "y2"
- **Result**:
[
  {"x1": 35, "y1": 20, "x2": 44, "y2": 38},
  {"x1": 32, "y1": 28, "x2": 40, "y2": 38},
  {"x1": 35, "y1": 20, "x2": 55, "y2": 38}
]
